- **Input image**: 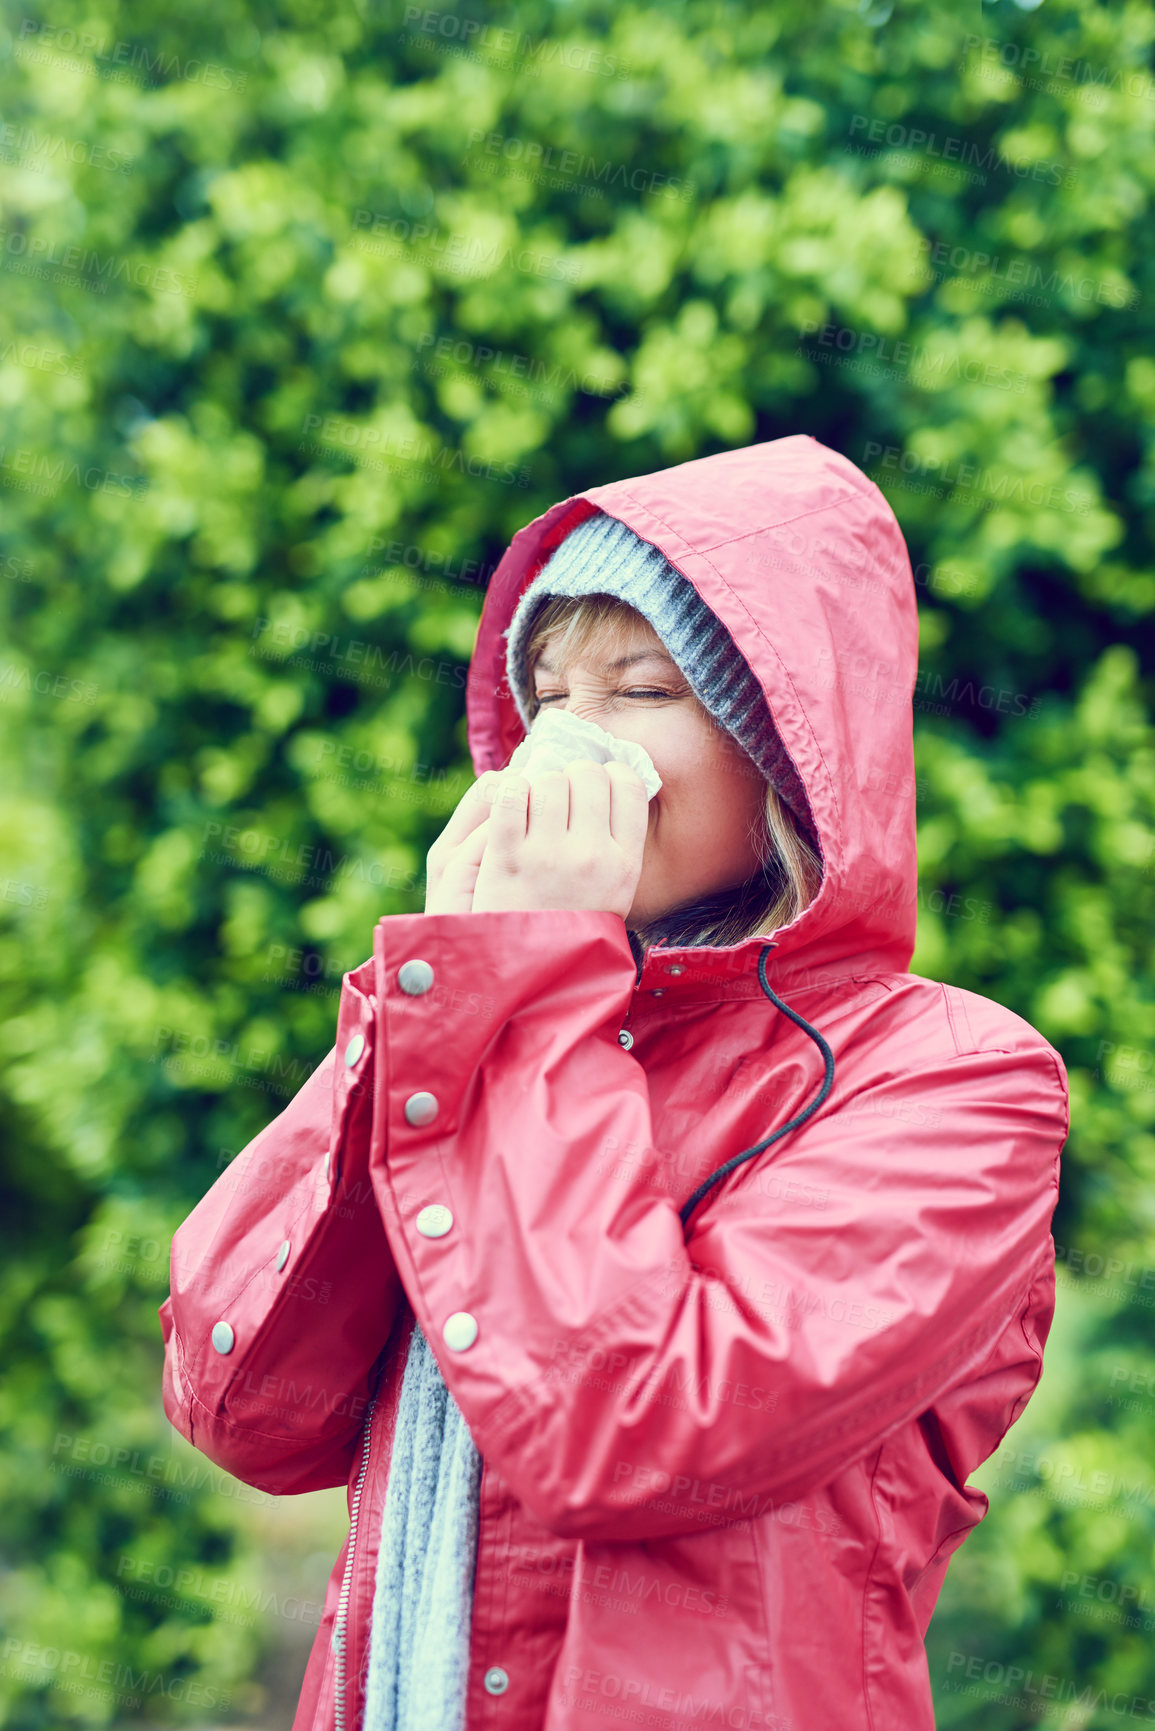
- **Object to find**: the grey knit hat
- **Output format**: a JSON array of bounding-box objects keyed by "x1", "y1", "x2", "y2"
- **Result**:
[{"x1": 503, "y1": 511, "x2": 815, "y2": 841}]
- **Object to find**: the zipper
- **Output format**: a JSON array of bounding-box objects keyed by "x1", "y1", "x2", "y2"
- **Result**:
[{"x1": 332, "y1": 1395, "x2": 377, "y2": 1731}]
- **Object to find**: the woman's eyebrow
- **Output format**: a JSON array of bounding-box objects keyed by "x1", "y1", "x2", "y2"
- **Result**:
[{"x1": 535, "y1": 650, "x2": 677, "y2": 675}]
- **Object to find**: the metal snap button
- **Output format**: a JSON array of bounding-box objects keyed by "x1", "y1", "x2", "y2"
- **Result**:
[
  {"x1": 484, "y1": 1666, "x2": 509, "y2": 1695},
  {"x1": 667, "y1": 964, "x2": 684, "y2": 975},
  {"x1": 398, "y1": 959, "x2": 435, "y2": 995},
  {"x1": 416, "y1": 1205, "x2": 453, "y2": 1238},
  {"x1": 618, "y1": 1029, "x2": 634, "y2": 1050},
  {"x1": 404, "y1": 1091, "x2": 439, "y2": 1126},
  {"x1": 443, "y1": 1312, "x2": 478, "y2": 1351},
  {"x1": 211, "y1": 1321, "x2": 235, "y2": 1355},
  {"x1": 344, "y1": 1032, "x2": 365, "y2": 1067},
  {"x1": 275, "y1": 1240, "x2": 290, "y2": 1272}
]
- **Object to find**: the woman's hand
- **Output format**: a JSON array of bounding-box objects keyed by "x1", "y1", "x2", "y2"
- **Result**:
[
  {"x1": 424, "y1": 761, "x2": 649, "y2": 918},
  {"x1": 423, "y1": 772, "x2": 500, "y2": 915},
  {"x1": 472, "y1": 760, "x2": 649, "y2": 916}
]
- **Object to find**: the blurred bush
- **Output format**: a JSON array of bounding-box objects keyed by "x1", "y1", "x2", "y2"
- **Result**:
[{"x1": 0, "y1": 0, "x2": 1153, "y2": 1723}]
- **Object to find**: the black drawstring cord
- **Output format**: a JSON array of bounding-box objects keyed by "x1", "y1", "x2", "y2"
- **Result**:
[{"x1": 678, "y1": 943, "x2": 836, "y2": 1230}]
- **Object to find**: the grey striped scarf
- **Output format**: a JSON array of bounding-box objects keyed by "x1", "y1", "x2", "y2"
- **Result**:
[{"x1": 362, "y1": 1323, "x2": 482, "y2": 1731}]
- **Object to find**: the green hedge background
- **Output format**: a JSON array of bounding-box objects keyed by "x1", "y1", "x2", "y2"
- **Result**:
[{"x1": 1, "y1": 0, "x2": 1154, "y2": 1723}]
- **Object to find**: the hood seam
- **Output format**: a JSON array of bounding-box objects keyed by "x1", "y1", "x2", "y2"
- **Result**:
[{"x1": 689, "y1": 488, "x2": 868, "y2": 554}]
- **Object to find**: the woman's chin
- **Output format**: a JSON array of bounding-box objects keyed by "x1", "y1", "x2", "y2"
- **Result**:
[
  {"x1": 627, "y1": 885, "x2": 675, "y2": 929},
  {"x1": 626, "y1": 895, "x2": 657, "y2": 929}
]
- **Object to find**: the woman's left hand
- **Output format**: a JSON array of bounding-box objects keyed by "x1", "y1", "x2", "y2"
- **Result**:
[{"x1": 469, "y1": 759, "x2": 649, "y2": 918}]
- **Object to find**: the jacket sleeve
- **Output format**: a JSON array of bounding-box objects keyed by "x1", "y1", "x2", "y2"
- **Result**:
[
  {"x1": 372, "y1": 908, "x2": 1067, "y2": 1542},
  {"x1": 158, "y1": 957, "x2": 402, "y2": 1494}
]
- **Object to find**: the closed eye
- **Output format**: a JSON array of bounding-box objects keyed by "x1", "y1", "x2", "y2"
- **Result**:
[{"x1": 535, "y1": 689, "x2": 675, "y2": 703}]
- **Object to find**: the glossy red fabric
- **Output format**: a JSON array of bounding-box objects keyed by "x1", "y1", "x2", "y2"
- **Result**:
[{"x1": 160, "y1": 435, "x2": 1068, "y2": 1731}]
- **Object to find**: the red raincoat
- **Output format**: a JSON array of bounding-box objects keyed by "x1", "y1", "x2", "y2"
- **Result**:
[{"x1": 160, "y1": 435, "x2": 1068, "y2": 1731}]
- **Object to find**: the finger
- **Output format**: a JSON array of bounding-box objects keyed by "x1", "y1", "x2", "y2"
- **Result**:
[
  {"x1": 561, "y1": 758, "x2": 613, "y2": 846},
  {"x1": 603, "y1": 760, "x2": 651, "y2": 855},
  {"x1": 431, "y1": 770, "x2": 502, "y2": 852},
  {"x1": 522, "y1": 767, "x2": 573, "y2": 843},
  {"x1": 483, "y1": 770, "x2": 531, "y2": 859},
  {"x1": 435, "y1": 818, "x2": 491, "y2": 911}
]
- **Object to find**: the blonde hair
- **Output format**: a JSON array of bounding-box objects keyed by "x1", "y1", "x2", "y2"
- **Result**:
[{"x1": 523, "y1": 594, "x2": 823, "y2": 954}]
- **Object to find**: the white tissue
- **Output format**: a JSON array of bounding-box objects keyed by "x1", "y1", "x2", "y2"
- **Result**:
[{"x1": 506, "y1": 709, "x2": 662, "y2": 800}]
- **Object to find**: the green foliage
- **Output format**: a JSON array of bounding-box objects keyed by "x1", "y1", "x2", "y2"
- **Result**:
[{"x1": 1, "y1": 0, "x2": 1153, "y2": 1722}]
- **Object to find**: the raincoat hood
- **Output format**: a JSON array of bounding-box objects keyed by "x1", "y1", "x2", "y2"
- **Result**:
[{"x1": 467, "y1": 434, "x2": 919, "y2": 981}]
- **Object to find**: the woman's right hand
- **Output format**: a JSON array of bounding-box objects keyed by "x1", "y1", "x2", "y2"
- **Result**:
[{"x1": 423, "y1": 772, "x2": 500, "y2": 914}]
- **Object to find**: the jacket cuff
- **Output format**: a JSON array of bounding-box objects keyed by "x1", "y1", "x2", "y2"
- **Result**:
[{"x1": 369, "y1": 909, "x2": 644, "y2": 1400}]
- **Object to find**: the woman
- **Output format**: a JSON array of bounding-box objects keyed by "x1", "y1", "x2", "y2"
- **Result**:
[{"x1": 160, "y1": 433, "x2": 1068, "y2": 1731}]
